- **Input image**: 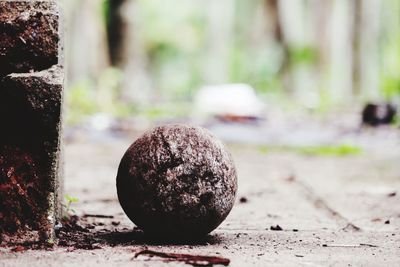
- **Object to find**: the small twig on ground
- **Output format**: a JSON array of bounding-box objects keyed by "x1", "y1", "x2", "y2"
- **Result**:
[
  {"x1": 341, "y1": 223, "x2": 361, "y2": 232},
  {"x1": 133, "y1": 249, "x2": 230, "y2": 266},
  {"x1": 322, "y1": 243, "x2": 378, "y2": 248},
  {"x1": 359, "y1": 243, "x2": 379, "y2": 247},
  {"x1": 83, "y1": 214, "x2": 114, "y2": 219}
]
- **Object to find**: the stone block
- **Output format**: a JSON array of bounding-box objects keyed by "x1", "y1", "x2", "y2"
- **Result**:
[
  {"x1": 0, "y1": 1, "x2": 59, "y2": 77},
  {"x1": 0, "y1": 1, "x2": 63, "y2": 244}
]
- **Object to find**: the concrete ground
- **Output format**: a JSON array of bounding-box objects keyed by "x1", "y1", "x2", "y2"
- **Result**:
[{"x1": 1, "y1": 116, "x2": 400, "y2": 266}]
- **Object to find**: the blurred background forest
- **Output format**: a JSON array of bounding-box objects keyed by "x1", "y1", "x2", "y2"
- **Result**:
[{"x1": 60, "y1": 0, "x2": 400, "y2": 127}]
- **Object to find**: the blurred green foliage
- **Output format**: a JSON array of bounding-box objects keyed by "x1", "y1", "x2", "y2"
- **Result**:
[
  {"x1": 102, "y1": 0, "x2": 110, "y2": 25},
  {"x1": 66, "y1": 68, "x2": 136, "y2": 125},
  {"x1": 64, "y1": 0, "x2": 400, "y2": 123},
  {"x1": 295, "y1": 145, "x2": 362, "y2": 156},
  {"x1": 143, "y1": 103, "x2": 191, "y2": 120},
  {"x1": 258, "y1": 144, "x2": 362, "y2": 156},
  {"x1": 290, "y1": 46, "x2": 318, "y2": 66},
  {"x1": 381, "y1": 36, "x2": 400, "y2": 99},
  {"x1": 228, "y1": 43, "x2": 282, "y2": 93},
  {"x1": 380, "y1": 0, "x2": 400, "y2": 100},
  {"x1": 136, "y1": 0, "x2": 206, "y2": 99},
  {"x1": 136, "y1": 0, "x2": 400, "y2": 102},
  {"x1": 67, "y1": 79, "x2": 97, "y2": 124}
]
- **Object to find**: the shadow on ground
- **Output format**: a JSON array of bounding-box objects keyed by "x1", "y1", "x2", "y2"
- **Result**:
[{"x1": 56, "y1": 215, "x2": 224, "y2": 250}]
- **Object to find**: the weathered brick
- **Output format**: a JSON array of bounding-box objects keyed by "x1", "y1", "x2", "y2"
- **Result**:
[
  {"x1": 0, "y1": 1, "x2": 63, "y2": 244},
  {"x1": 0, "y1": 1, "x2": 59, "y2": 77}
]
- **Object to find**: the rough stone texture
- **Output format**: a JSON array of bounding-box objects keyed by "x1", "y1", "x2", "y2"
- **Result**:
[
  {"x1": 0, "y1": 1, "x2": 63, "y2": 244},
  {"x1": 0, "y1": 1, "x2": 59, "y2": 77},
  {"x1": 0, "y1": 66, "x2": 63, "y2": 244},
  {"x1": 117, "y1": 124, "x2": 237, "y2": 238}
]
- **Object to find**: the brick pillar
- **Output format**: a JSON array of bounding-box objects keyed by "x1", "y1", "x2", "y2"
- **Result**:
[{"x1": 0, "y1": 1, "x2": 63, "y2": 244}]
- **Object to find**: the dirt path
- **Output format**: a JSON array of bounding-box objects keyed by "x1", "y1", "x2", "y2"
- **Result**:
[{"x1": 1, "y1": 123, "x2": 399, "y2": 266}]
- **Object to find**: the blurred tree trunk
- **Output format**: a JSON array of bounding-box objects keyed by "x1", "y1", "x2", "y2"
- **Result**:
[
  {"x1": 65, "y1": 0, "x2": 109, "y2": 83},
  {"x1": 360, "y1": 0, "x2": 381, "y2": 100},
  {"x1": 265, "y1": 0, "x2": 291, "y2": 93},
  {"x1": 102, "y1": 0, "x2": 152, "y2": 103},
  {"x1": 204, "y1": 0, "x2": 235, "y2": 84},
  {"x1": 107, "y1": 0, "x2": 127, "y2": 66},
  {"x1": 113, "y1": 0, "x2": 152, "y2": 104},
  {"x1": 329, "y1": 0, "x2": 353, "y2": 104},
  {"x1": 351, "y1": 0, "x2": 362, "y2": 97},
  {"x1": 311, "y1": 0, "x2": 333, "y2": 105}
]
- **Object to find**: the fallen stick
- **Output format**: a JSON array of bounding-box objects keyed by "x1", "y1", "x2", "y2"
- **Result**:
[
  {"x1": 322, "y1": 243, "x2": 378, "y2": 248},
  {"x1": 134, "y1": 249, "x2": 230, "y2": 266},
  {"x1": 83, "y1": 214, "x2": 114, "y2": 219}
]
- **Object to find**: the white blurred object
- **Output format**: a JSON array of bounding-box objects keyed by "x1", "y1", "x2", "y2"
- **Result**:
[
  {"x1": 87, "y1": 113, "x2": 114, "y2": 132},
  {"x1": 194, "y1": 84, "x2": 264, "y2": 118}
]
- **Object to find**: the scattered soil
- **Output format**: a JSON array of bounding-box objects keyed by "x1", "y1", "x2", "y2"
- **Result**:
[
  {"x1": 239, "y1": 197, "x2": 248, "y2": 203},
  {"x1": 270, "y1": 225, "x2": 283, "y2": 231},
  {"x1": 56, "y1": 215, "x2": 101, "y2": 250},
  {"x1": 51, "y1": 215, "x2": 223, "y2": 251}
]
